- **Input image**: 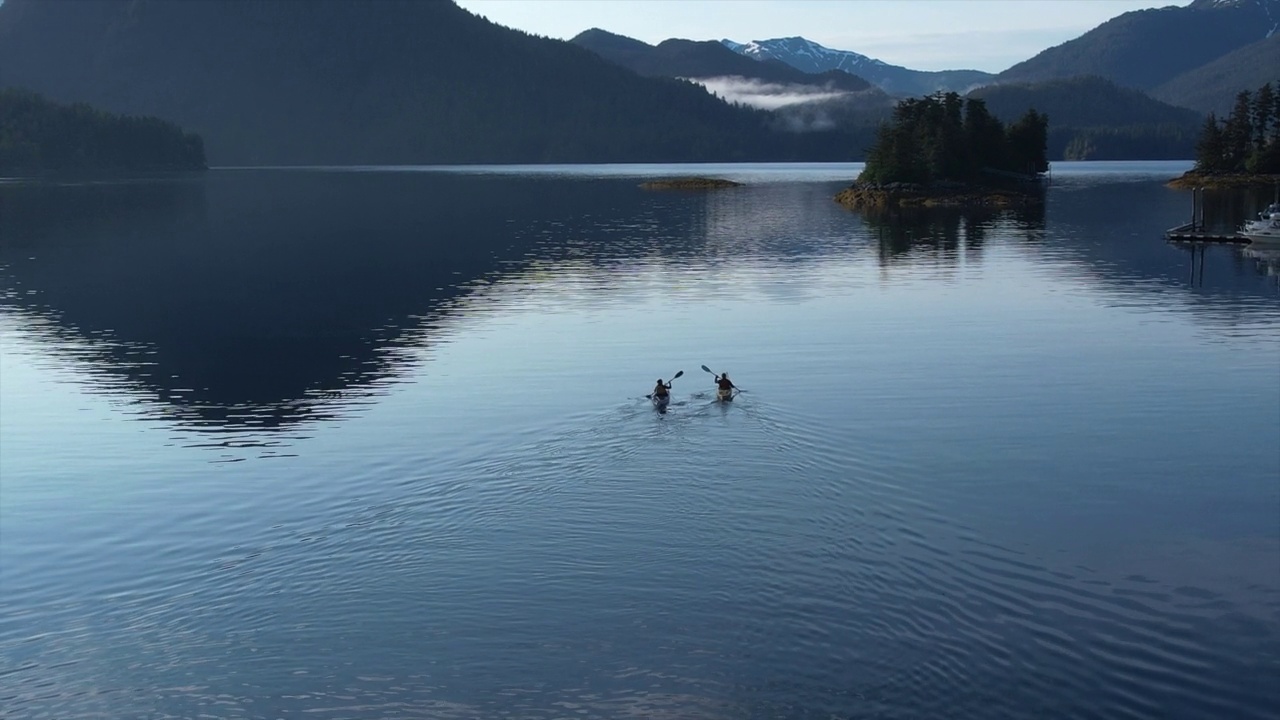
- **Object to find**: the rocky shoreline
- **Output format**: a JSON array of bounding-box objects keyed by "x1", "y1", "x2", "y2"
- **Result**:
[
  {"x1": 834, "y1": 181, "x2": 1043, "y2": 210},
  {"x1": 1166, "y1": 172, "x2": 1280, "y2": 190},
  {"x1": 639, "y1": 177, "x2": 742, "y2": 190}
]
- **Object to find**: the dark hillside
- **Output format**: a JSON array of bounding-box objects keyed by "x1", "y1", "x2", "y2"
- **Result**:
[
  {"x1": 0, "y1": 0, "x2": 829, "y2": 164},
  {"x1": 571, "y1": 29, "x2": 874, "y2": 92},
  {"x1": 0, "y1": 88, "x2": 206, "y2": 173},
  {"x1": 1151, "y1": 34, "x2": 1280, "y2": 115},
  {"x1": 996, "y1": 0, "x2": 1278, "y2": 90},
  {"x1": 969, "y1": 76, "x2": 1203, "y2": 159},
  {"x1": 971, "y1": 77, "x2": 1203, "y2": 127}
]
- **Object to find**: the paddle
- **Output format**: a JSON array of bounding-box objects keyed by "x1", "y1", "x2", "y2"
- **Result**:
[
  {"x1": 701, "y1": 365, "x2": 743, "y2": 394},
  {"x1": 646, "y1": 370, "x2": 683, "y2": 399}
]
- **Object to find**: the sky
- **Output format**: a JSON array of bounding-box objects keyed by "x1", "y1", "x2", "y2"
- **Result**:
[{"x1": 453, "y1": 0, "x2": 1195, "y2": 73}]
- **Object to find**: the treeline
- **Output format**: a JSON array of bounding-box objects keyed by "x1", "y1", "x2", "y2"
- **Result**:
[
  {"x1": 860, "y1": 92, "x2": 1048, "y2": 185},
  {"x1": 969, "y1": 76, "x2": 1200, "y2": 160},
  {"x1": 1193, "y1": 82, "x2": 1280, "y2": 173},
  {"x1": 0, "y1": 89, "x2": 206, "y2": 174},
  {"x1": 0, "y1": 0, "x2": 866, "y2": 165},
  {"x1": 1060, "y1": 124, "x2": 1198, "y2": 160}
]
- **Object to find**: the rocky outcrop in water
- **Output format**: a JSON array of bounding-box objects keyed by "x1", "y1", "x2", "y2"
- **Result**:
[
  {"x1": 640, "y1": 177, "x2": 742, "y2": 190},
  {"x1": 835, "y1": 181, "x2": 1042, "y2": 209}
]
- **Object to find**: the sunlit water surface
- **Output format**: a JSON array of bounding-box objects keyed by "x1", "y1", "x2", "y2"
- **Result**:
[{"x1": 2, "y1": 162, "x2": 1278, "y2": 719}]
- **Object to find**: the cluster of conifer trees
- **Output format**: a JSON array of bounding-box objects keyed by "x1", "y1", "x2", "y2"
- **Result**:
[
  {"x1": 859, "y1": 92, "x2": 1049, "y2": 185},
  {"x1": 1193, "y1": 82, "x2": 1280, "y2": 174},
  {"x1": 0, "y1": 89, "x2": 206, "y2": 173}
]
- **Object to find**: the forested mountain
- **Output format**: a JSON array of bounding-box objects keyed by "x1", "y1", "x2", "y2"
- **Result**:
[
  {"x1": 721, "y1": 37, "x2": 995, "y2": 97},
  {"x1": 570, "y1": 29, "x2": 874, "y2": 92},
  {"x1": 996, "y1": 0, "x2": 1278, "y2": 91},
  {"x1": 0, "y1": 0, "x2": 864, "y2": 165},
  {"x1": 1151, "y1": 34, "x2": 1280, "y2": 115},
  {"x1": 971, "y1": 76, "x2": 1203, "y2": 128},
  {"x1": 570, "y1": 28, "x2": 895, "y2": 135},
  {"x1": 0, "y1": 89, "x2": 206, "y2": 173},
  {"x1": 969, "y1": 77, "x2": 1203, "y2": 160}
]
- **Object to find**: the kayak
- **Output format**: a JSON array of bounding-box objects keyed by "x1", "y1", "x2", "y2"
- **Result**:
[
  {"x1": 652, "y1": 393, "x2": 671, "y2": 409},
  {"x1": 716, "y1": 387, "x2": 734, "y2": 402}
]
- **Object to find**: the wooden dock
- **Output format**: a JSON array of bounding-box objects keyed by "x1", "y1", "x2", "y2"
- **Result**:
[
  {"x1": 1164, "y1": 187, "x2": 1249, "y2": 243},
  {"x1": 1164, "y1": 222, "x2": 1249, "y2": 243}
]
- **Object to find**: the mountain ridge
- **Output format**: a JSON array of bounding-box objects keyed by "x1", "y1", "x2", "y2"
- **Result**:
[
  {"x1": 968, "y1": 76, "x2": 1202, "y2": 160},
  {"x1": 570, "y1": 28, "x2": 875, "y2": 93},
  {"x1": 719, "y1": 36, "x2": 996, "y2": 97},
  {"x1": 995, "y1": 0, "x2": 1279, "y2": 90},
  {"x1": 1150, "y1": 33, "x2": 1280, "y2": 115},
  {"x1": 0, "y1": 0, "x2": 867, "y2": 165}
]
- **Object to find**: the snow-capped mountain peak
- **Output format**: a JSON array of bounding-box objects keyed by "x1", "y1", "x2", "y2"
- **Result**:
[
  {"x1": 718, "y1": 36, "x2": 992, "y2": 97},
  {"x1": 722, "y1": 36, "x2": 882, "y2": 75}
]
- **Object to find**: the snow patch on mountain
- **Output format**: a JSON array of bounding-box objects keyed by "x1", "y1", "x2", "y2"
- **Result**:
[
  {"x1": 722, "y1": 36, "x2": 886, "y2": 76},
  {"x1": 719, "y1": 36, "x2": 995, "y2": 97}
]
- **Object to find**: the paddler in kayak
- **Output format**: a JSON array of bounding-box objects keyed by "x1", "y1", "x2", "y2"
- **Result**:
[
  {"x1": 714, "y1": 372, "x2": 736, "y2": 400},
  {"x1": 652, "y1": 378, "x2": 673, "y2": 400}
]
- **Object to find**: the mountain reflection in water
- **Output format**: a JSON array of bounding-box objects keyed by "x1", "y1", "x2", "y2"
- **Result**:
[
  {"x1": 1, "y1": 167, "x2": 1276, "y2": 440},
  {"x1": 1, "y1": 165, "x2": 1278, "y2": 720}
]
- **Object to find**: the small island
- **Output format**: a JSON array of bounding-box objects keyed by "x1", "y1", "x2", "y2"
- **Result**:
[
  {"x1": 835, "y1": 91, "x2": 1048, "y2": 210},
  {"x1": 1167, "y1": 82, "x2": 1280, "y2": 190},
  {"x1": 639, "y1": 177, "x2": 742, "y2": 190},
  {"x1": 0, "y1": 88, "x2": 206, "y2": 175}
]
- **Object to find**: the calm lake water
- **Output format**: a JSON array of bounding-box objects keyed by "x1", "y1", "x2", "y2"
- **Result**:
[{"x1": 2, "y1": 161, "x2": 1278, "y2": 719}]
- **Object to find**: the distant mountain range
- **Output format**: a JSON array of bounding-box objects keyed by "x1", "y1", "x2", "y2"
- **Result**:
[
  {"x1": 995, "y1": 0, "x2": 1279, "y2": 111},
  {"x1": 572, "y1": 29, "x2": 875, "y2": 93},
  {"x1": 1150, "y1": 32, "x2": 1280, "y2": 115},
  {"x1": 567, "y1": 0, "x2": 1278, "y2": 159},
  {"x1": 2, "y1": 0, "x2": 1276, "y2": 165},
  {"x1": 611, "y1": 0, "x2": 1277, "y2": 115},
  {"x1": 0, "y1": 0, "x2": 870, "y2": 165},
  {"x1": 970, "y1": 76, "x2": 1204, "y2": 159},
  {"x1": 568, "y1": 29, "x2": 896, "y2": 127},
  {"x1": 719, "y1": 37, "x2": 995, "y2": 97}
]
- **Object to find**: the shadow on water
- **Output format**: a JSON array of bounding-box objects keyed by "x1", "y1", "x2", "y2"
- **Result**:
[
  {"x1": 861, "y1": 201, "x2": 1047, "y2": 267},
  {"x1": 1046, "y1": 181, "x2": 1280, "y2": 298},
  {"x1": 2, "y1": 169, "x2": 1277, "y2": 436},
  {"x1": 0, "y1": 171, "x2": 692, "y2": 432}
]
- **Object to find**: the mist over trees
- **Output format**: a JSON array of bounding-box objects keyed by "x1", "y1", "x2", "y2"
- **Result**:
[
  {"x1": 859, "y1": 92, "x2": 1048, "y2": 185},
  {"x1": 0, "y1": 0, "x2": 869, "y2": 164},
  {"x1": 0, "y1": 89, "x2": 206, "y2": 174}
]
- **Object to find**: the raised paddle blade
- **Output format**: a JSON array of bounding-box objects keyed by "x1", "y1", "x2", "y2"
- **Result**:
[
  {"x1": 672, "y1": 370, "x2": 683, "y2": 380},
  {"x1": 701, "y1": 365, "x2": 714, "y2": 375}
]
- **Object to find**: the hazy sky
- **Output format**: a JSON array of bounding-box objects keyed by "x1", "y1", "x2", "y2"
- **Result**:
[{"x1": 453, "y1": 0, "x2": 1194, "y2": 73}]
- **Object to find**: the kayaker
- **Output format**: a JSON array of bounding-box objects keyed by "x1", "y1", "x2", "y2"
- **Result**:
[
  {"x1": 715, "y1": 373, "x2": 735, "y2": 392},
  {"x1": 653, "y1": 378, "x2": 672, "y2": 398}
]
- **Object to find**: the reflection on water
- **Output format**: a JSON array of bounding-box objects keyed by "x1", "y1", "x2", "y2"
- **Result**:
[
  {"x1": 862, "y1": 202, "x2": 1048, "y2": 268},
  {"x1": 2, "y1": 165, "x2": 1278, "y2": 720},
  {"x1": 3, "y1": 169, "x2": 1274, "y2": 438},
  {"x1": 2, "y1": 169, "x2": 1278, "y2": 437}
]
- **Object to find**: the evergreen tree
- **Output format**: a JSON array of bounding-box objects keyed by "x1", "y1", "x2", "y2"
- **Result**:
[
  {"x1": 1222, "y1": 90, "x2": 1254, "y2": 171},
  {"x1": 1193, "y1": 113, "x2": 1226, "y2": 172},
  {"x1": 1188, "y1": 82, "x2": 1280, "y2": 174},
  {"x1": 1273, "y1": 88, "x2": 1280, "y2": 145},
  {"x1": 0, "y1": 89, "x2": 206, "y2": 174},
  {"x1": 963, "y1": 98, "x2": 1007, "y2": 171},
  {"x1": 860, "y1": 92, "x2": 1048, "y2": 185},
  {"x1": 1007, "y1": 109, "x2": 1050, "y2": 174},
  {"x1": 1251, "y1": 83, "x2": 1273, "y2": 150}
]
